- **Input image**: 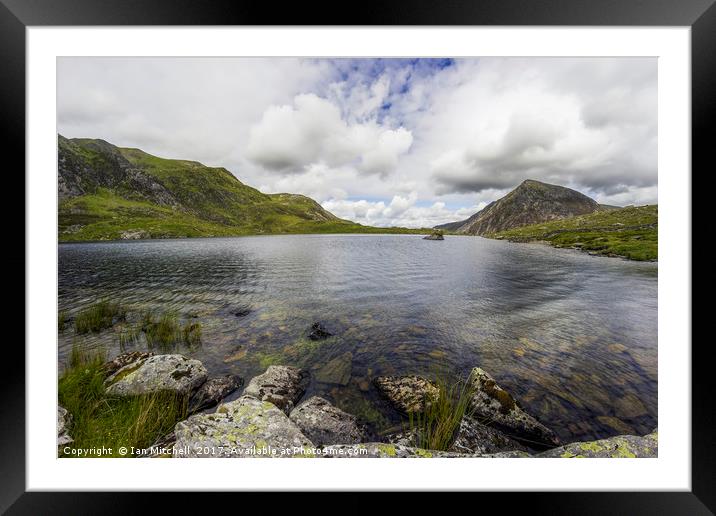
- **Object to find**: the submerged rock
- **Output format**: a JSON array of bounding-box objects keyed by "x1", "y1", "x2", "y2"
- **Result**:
[
  {"x1": 57, "y1": 406, "x2": 73, "y2": 448},
  {"x1": 315, "y1": 352, "x2": 353, "y2": 385},
  {"x1": 104, "y1": 354, "x2": 208, "y2": 397},
  {"x1": 308, "y1": 322, "x2": 333, "y2": 341},
  {"x1": 537, "y1": 430, "x2": 658, "y2": 458},
  {"x1": 289, "y1": 396, "x2": 366, "y2": 447},
  {"x1": 373, "y1": 375, "x2": 439, "y2": 414},
  {"x1": 448, "y1": 417, "x2": 528, "y2": 455},
  {"x1": 242, "y1": 365, "x2": 310, "y2": 414},
  {"x1": 468, "y1": 367, "x2": 560, "y2": 447},
  {"x1": 188, "y1": 374, "x2": 243, "y2": 414},
  {"x1": 101, "y1": 351, "x2": 154, "y2": 378},
  {"x1": 173, "y1": 396, "x2": 315, "y2": 457}
]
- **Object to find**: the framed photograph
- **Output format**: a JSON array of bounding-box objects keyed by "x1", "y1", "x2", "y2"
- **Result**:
[{"x1": 6, "y1": 0, "x2": 708, "y2": 510}]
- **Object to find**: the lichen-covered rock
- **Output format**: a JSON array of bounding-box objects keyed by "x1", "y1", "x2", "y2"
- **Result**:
[
  {"x1": 101, "y1": 350, "x2": 154, "y2": 378},
  {"x1": 314, "y1": 352, "x2": 353, "y2": 385},
  {"x1": 537, "y1": 431, "x2": 658, "y2": 458},
  {"x1": 480, "y1": 450, "x2": 531, "y2": 458},
  {"x1": 243, "y1": 365, "x2": 309, "y2": 414},
  {"x1": 57, "y1": 406, "x2": 73, "y2": 447},
  {"x1": 105, "y1": 354, "x2": 208, "y2": 396},
  {"x1": 468, "y1": 367, "x2": 559, "y2": 447},
  {"x1": 289, "y1": 396, "x2": 366, "y2": 447},
  {"x1": 189, "y1": 374, "x2": 243, "y2": 414},
  {"x1": 320, "y1": 443, "x2": 462, "y2": 458},
  {"x1": 448, "y1": 417, "x2": 528, "y2": 455},
  {"x1": 173, "y1": 396, "x2": 315, "y2": 457},
  {"x1": 373, "y1": 375, "x2": 439, "y2": 413}
]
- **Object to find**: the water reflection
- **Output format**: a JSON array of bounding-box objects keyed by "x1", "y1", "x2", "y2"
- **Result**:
[{"x1": 58, "y1": 234, "x2": 657, "y2": 441}]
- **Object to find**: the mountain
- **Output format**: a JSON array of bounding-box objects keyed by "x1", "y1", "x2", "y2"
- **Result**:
[
  {"x1": 58, "y1": 136, "x2": 374, "y2": 241},
  {"x1": 436, "y1": 180, "x2": 602, "y2": 235}
]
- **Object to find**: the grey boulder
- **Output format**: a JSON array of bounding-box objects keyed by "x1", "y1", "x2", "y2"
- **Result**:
[
  {"x1": 537, "y1": 430, "x2": 658, "y2": 458},
  {"x1": 242, "y1": 365, "x2": 309, "y2": 414},
  {"x1": 448, "y1": 417, "x2": 528, "y2": 455},
  {"x1": 373, "y1": 375, "x2": 439, "y2": 414},
  {"x1": 189, "y1": 374, "x2": 243, "y2": 414},
  {"x1": 468, "y1": 367, "x2": 559, "y2": 447},
  {"x1": 289, "y1": 396, "x2": 366, "y2": 447},
  {"x1": 173, "y1": 395, "x2": 315, "y2": 458},
  {"x1": 105, "y1": 354, "x2": 208, "y2": 397},
  {"x1": 57, "y1": 406, "x2": 73, "y2": 448}
]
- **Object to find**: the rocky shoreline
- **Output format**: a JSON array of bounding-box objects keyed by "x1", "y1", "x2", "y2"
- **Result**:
[{"x1": 58, "y1": 352, "x2": 658, "y2": 458}]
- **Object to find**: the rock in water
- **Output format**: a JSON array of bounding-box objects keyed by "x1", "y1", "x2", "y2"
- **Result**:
[
  {"x1": 308, "y1": 322, "x2": 333, "y2": 340},
  {"x1": 448, "y1": 417, "x2": 528, "y2": 455},
  {"x1": 537, "y1": 430, "x2": 658, "y2": 458},
  {"x1": 189, "y1": 374, "x2": 244, "y2": 414},
  {"x1": 104, "y1": 354, "x2": 208, "y2": 397},
  {"x1": 423, "y1": 231, "x2": 445, "y2": 240},
  {"x1": 467, "y1": 367, "x2": 559, "y2": 447},
  {"x1": 173, "y1": 396, "x2": 315, "y2": 458},
  {"x1": 373, "y1": 375, "x2": 439, "y2": 414},
  {"x1": 289, "y1": 396, "x2": 366, "y2": 447},
  {"x1": 242, "y1": 365, "x2": 310, "y2": 414},
  {"x1": 314, "y1": 352, "x2": 353, "y2": 385},
  {"x1": 57, "y1": 406, "x2": 73, "y2": 448},
  {"x1": 101, "y1": 350, "x2": 154, "y2": 378}
]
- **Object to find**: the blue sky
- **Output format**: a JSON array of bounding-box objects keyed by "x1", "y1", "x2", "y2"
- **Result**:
[{"x1": 58, "y1": 57, "x2": 657, "y2": 227}]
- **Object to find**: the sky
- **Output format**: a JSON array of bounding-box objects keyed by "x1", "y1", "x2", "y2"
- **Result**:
[{"x1": 57, "y1": 57, "x2": 657, "y2": 228}]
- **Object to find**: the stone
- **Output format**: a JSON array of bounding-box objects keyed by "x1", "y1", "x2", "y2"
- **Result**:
[
  {"x1": 448, "y1": 417, "x2": 528, "y2": 455},
  {"x1": 173, "y1": 396, "x2": 315, "y2": 458},
  {"x1": 315, "y1": 352, "x2": 353, "y2": 385},
  {"x1": 57, "y1": 406, "x2": 73, "y2": 448},
  {"x1": 468, "y1": 367, "x2": 560, "y2": 447},
  {"x1": 189, "y1": 374, "x2": 244, "y2": 414},
  {"x1": 242, "y1": 365, "x2": 310, "y2": 414},
  {"x1": 289, "y1": 396, "x2": 366, "y2": 447},
  {"x1": 101, "y1": 351, "x2": 154, "y2": 377},
  {"x1": 320, "y1": 443, "x2": 461, "y2": 458},
  {"x1": 423, "y1": 231, "x2": 445, "y2": 240},
  {"x1": 373, "y1": 375, "x2": 439, "y2": 414},
  {"x1": 308, "y1": 322, "x2": 333, "y2": 341},
  {"x1": 104, "y1": 354, "x2": 208, "y2": 397},
  {"x1": 537, "y1": 430, "x2": 658, "y2": 458}
]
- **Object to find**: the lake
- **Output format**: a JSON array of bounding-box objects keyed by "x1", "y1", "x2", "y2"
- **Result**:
[{"x1": 58, "y1": 234, "x2": 658, "y2": 443}]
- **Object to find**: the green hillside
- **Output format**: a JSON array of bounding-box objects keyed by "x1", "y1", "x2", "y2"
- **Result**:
[
  {"x1": 492, "y1": 205, "x2": 657, "y2": 261},
  {"x1": 58, "y1": 136, "x2": 425, "y2": 241}
]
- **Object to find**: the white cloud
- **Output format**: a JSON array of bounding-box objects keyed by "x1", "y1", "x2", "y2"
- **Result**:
[
  {"x1": 322, "y1": 193, "x2": 483, "y2": 228},
  {"x1": 245, "y1": 93, "x2": 412, "y2": 176},
  {"x1": 58, "y1": 57, "x2": 657, "y2": 228}
]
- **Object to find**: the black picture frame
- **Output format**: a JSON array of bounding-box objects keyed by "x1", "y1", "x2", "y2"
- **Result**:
[{"x1": 3, "y1": 0, "x2": 708, "y2": 512}]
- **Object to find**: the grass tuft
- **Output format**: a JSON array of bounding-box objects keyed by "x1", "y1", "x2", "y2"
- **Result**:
[
  {"x1": 75, "y1": 300, "x2": 126, "y2": 334},
  {"x1": 58, "y1": 342, "x2": 188, "y2": 457},
  {"x1": 58, "y1": 310, "x2": 69, "y2": 332},
  {"x1": 406, "y1": 375, "x2": 475, "y2": 451}
]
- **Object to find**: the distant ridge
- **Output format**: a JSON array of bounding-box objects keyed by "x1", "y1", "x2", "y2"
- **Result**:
[{"x1": 436, "y1": 180, "x2": 602, "y2": 235}]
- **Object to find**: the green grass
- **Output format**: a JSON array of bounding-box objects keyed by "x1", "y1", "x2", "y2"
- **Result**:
[
  {"x1": 492, "y1": 205, "x2": 657, "y2": 261},
  {"x1": 58, "y1": 310, "x2": 68, "y2": 332},
  {"x1": 74, "y1": 300, "x2": 126, "y2": 334},
  {"x1": 406, "y1": 375, "x2": 475, "y2": 451},
  {"x1": 139, "y1": 311, "x2": 202, "y2": 351},
  {"x1": 58, "y1": 137, "x2": 433, "y2": 242},
  {"x1": 58, "y1": 344, "x2": 188, "y2": 457}
]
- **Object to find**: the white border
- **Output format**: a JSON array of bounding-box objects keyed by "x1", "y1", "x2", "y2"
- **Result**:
[{"x1": 27, "y1": 27, "x2": 691, "y2": 491}]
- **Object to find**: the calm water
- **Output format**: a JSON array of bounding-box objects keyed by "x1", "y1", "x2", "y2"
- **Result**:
[{"x1": 58, "y1": 234, "x2": 657, "y2": 443}]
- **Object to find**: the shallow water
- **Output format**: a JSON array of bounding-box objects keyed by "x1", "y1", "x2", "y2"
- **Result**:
[{"x1": 58, "y1": 234, "x2": 657, "y2": 442}]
